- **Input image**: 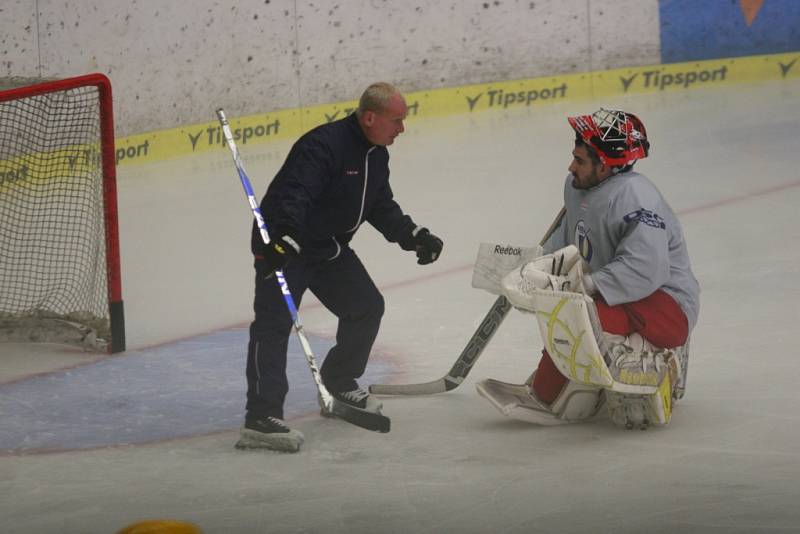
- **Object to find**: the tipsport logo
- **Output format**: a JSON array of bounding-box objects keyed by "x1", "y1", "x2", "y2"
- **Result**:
[
  {"x1": 465, "y1": 83, "x2": 568, "y2": 111},
  {"x1": 116, "y1": 141, "x2": 149, "y2": 164},
  {"x1": 0, "y1": 164, "x2": 28, "y2": 184},
  {"x1": 188, "y1": 119, "x2": 281, "y2": 151},
  {"x1": 619, "y1": 66, "x2": 728, "y2": 92}
]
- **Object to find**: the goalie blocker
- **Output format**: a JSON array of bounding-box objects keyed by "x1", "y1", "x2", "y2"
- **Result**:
[{"x1": 477, "y1": 245, "x2": 689, "y2": 430}]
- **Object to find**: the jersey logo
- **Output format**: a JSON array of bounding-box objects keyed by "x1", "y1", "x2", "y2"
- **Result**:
[
  {"x1": 574, "y1": 219, "x2": 593, "y2": 262},
  {"x1": 623, "y1": 208, "x2": 666, "y2": 229},
  {"x1": 345, "y1": 170, "x2": 359, "y2": 176}
]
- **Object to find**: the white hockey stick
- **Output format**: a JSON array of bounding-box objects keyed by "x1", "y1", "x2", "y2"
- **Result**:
[
  {"x1": 216, "y1": 109, "x2": 389, "y2": 433},
  {"x1": 370, "y1": 207, "x2": 566, "y2": 395}
]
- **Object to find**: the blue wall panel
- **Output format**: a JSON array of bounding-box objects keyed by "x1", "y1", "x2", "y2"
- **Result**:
[{"x1": 659, "y1": 0, "x2": 800, "y2": 63}]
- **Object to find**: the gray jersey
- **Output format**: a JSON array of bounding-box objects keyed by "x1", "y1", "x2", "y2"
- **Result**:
[{"x1": 543, "y1": 171, "x2": 700, "y2": 330}]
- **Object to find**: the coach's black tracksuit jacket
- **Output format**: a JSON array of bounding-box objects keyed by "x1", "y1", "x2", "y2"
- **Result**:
[{"x1": 252, "y1": 112, "x2": 417, "y2": 261}]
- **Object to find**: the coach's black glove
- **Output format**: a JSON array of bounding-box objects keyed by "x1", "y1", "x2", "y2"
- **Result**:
[
  {"x1": 399, "y1": 227, "x2": 443, "y2": 265},
  {"x1": 260, "y1": 235, "x2": 300, "y2": 278}
]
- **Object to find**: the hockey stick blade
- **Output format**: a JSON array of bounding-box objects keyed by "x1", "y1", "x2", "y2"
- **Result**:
[
  {"x1": 331, "y1": 401, "x2": 391, "y2": 433},
  {"x1": 370, "y1": 295, "x2": 512, "y2": 395}
]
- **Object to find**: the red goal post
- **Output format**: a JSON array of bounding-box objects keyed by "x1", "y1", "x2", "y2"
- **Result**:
[{"x1": 0, "y1": 73, "x2": 125, "y2": 353}]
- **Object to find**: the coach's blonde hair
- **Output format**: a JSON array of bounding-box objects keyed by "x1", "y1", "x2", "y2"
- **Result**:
[{"x1": 357, "y1": 82, "x2": 401, "y2": 116}]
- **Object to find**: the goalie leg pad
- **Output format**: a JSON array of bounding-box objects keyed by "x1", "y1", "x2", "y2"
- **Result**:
[
  {"x1": 501, "y1": 282, "x2": 690, "y2": 429},
  {"x1": 673, "y1": 341, "x2": 690, "y2": 400},
  {"x1": 606, "y1": 370, "x2": 674, "y2": 429},
  {"x1": 607, "y1": 333, "x2": 670, "y2": 389},
  {"x1": 604, "y1": 333, "x2": 687, "y2": 429},
  {"x1": 524, "y1": 289, "x2": 615, "y2": 389},
  {"x1": 476, "y1": 374, "x2": 605, "y2": 425}
]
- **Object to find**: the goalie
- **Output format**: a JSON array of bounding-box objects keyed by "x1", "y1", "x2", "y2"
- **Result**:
[{"x1": 476, "y1": 109, "x2": 700, "y2": 429}]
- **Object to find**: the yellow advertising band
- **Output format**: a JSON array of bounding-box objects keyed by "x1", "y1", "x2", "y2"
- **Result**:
[{"x1": 96, "y1": 50, "x2": 800, "y2": 167}]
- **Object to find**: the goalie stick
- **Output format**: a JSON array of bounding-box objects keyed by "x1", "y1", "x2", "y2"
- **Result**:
[
  {"x1": 216, "y1": 109, "x2": 390, "y2": 433},
  {"x1": 369, "y1": 207, "x2": 566, "y2": 396}
]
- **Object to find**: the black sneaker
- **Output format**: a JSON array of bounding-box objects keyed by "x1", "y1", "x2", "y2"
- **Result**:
[
  {"x1": 330, "y1": 387, "x2": 383, "y2": 413},
  {"x1": 235, "y1": 416, "x2": 304, "y2": 452}
]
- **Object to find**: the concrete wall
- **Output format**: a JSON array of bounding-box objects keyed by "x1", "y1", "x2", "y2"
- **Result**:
[{"x1": 1, "y1": 0, "x2": 660, "y2": 136}]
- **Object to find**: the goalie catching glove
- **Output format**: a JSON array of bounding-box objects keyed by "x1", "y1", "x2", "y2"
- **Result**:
[
  {"x1": 501, "y1": 245, "x2": 595, "y2": 311},
  {"x1": 399, "y1": 226, "x2": 443, "y2": 265}
]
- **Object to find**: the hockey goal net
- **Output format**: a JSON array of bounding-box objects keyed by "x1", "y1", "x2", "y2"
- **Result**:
[{"x1": 0, "y1": 73, "x2": 125, "y2": 353}]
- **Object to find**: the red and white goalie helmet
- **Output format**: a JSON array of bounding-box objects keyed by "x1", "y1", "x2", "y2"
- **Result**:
[{"x1": 568, "y1": 108, "x2": 650, "y2": 168}]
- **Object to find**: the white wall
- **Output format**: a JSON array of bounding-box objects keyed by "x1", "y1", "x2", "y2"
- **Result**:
[{"x1": 2, "y1": 0, "x2": 660, "y2": 136}]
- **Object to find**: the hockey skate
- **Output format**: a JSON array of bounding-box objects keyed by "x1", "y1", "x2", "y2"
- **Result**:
[
  {"x1": 235, "y1": 415, "x2": 304, "y2": 453},
  {"x1": 321, "y1": 386, "x2": 384, "y2": 418}
]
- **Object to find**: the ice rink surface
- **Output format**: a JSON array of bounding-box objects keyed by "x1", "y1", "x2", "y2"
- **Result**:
[{"x1": 2, "y1": 79, "x2": 800, "y2": 533}]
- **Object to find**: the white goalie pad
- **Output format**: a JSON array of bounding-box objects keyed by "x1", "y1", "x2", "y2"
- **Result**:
[
  {"x1": 476, "y1": 375, "x2": 605, "y2": 425},
  {"x1": 471, "y1": 242, "x2": 543, "y2": 295},
  {"x1": 507, "y1": 285, "x2": 686, "y2": 427},
  {"x1": 530, "y1": 290, "x2": 616, "y2": 389},
  {"x1": 605, "y1": 336, "x2": 689, "y2": 428}
]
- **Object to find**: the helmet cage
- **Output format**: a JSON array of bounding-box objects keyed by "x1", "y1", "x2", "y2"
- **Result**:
[{"x1": 568, "y1": 108, "x2": 649, "y2": 168}]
